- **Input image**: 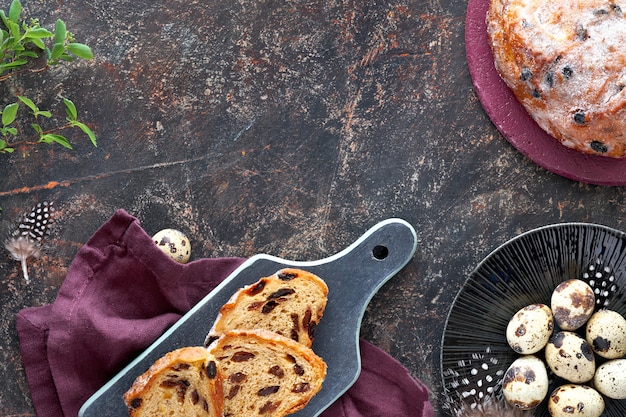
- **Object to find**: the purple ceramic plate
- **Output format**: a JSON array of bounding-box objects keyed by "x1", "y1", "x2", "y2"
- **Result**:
[{"x1": 465, "y1": 0, "x2": 626, "y2": 186}]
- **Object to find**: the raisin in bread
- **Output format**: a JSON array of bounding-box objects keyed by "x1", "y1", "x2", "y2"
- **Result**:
[
  {"x1": 487, "y1": 0, "x2": 626, "y2": 158},
  {"x1": 123, "y1": 346, "x2": 223, "y2": 417},
  {"x1": 208, "y1": 329, "x2": 327, "y2": 417},
  {"x1": 205, "y1": 268, "x2": 328, "y2": 348}
]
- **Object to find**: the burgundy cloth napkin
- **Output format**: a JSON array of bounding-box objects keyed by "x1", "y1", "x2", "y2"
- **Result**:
[{"x1": 16, "y1": 209, "x2": 434, "y2": 417}]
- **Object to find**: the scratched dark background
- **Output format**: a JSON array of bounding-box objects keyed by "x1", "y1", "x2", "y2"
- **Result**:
[{"x1": 2, "y1": 0, "x2": 626, "y2": 416}]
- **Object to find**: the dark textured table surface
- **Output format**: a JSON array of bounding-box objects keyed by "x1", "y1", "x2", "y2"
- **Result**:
[{"x1": 2, "y1": 0, "x2": 626, "y2": 416}]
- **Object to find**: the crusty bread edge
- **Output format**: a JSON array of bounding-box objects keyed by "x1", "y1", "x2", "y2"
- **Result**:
[{"x1": 123, "y1": 346, "x2": 224, "y2": 416}]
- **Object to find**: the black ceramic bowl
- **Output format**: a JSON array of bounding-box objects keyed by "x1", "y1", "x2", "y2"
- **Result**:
[{"x1": 441, "y1": 223, "x2": 626, "y2": 417}]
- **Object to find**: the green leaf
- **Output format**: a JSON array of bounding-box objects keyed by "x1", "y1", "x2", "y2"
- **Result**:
[
  {"x1": 50, "y1": 42, "x2": 64, "y2": 60},
  {"x1": 7, "y1": 19, "x2": 21, "y2": 40},
  {"x1": 30, "y1": 37, "x2": 45, "y2": 50},
  {"x1": 63, "y1": 98, "x2": 77, "y2": 120},
  {"x1": 2, "y1": 59, "x2": 28, "y2": 69},
  {"x1": 0, "y1": 11, "x2": 8, "y2": 29},
  {"x1": 0, "y1": 139, "x2": 15, "y2": 153},
  {"x1": 20, "y1": 50, "x2": 39, "y2": 58},
  {"x1": 31, "y1": 123, "x2": 42, "y2": 134},
  {"x1": 73, "y1": 121, "x2": 97, "y2": 147},
  {"x1": 26, "y1": 27, "x2": 53, "y2": 39},
  {"x1": 5, "y1": 126, "x2": 17, "y2": 135},
  {"x1": 54, "y1": 19, "x2": 66, "y2": 45},
  {"x1": 8, "y1": 0, "x2": 21, "y2": 24},
  {"x1": 2, "y1": 102, "x2": 19, "y2": 126},
  {"x1": 41, "y1": 133, "x2": 73, "y2": 149},
  {"x1": 66, "y1": 43, "x2": 93, "y2": 60},
  {"x1": 18, "y1": 95, "x2": 38, "y2": 113}
]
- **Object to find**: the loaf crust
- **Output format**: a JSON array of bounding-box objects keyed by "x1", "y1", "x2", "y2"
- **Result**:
[
  {"x1": 487, "y1": 0, "x2": 626, "y2": 158},
  {"x1": 205, "y1": 268, "x2": 328, "y2": 348},
  {"x1": 208, "y1": 329, "x2": 327, "y2": 417},
  {"x1": 123, "y1": 346, "x2": 224, "y2": 417}
]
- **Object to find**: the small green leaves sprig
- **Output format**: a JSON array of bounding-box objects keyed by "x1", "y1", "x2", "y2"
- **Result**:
[{"x1": 0, "y1": 0, "x2": 96, "y2": 154}]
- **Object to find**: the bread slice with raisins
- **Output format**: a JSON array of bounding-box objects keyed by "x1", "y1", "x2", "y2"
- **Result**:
[
  {"x1": 208, "y1": 329, "x2": 327, "y2": 417},
  {"x1": 123, "y1": 346, "x2": 223, "y2": 417},
  {"x1": 204, "y1": 268, "x2": 328, "y2": 348}
]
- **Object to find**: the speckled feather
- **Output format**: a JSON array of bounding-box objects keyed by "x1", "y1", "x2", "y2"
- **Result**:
[
  {"x1": 580, "y1": 258, "x2": 618, "y2": 308},
  {"x1": 4, "y1": 201, "x2": 54, "y2": 283},
  {"x1": 443, "y1": 346, "x2": 534, "y2": 417},
  {"x1": 453, "y1": 400, "x2": 530, "y2": 417}
]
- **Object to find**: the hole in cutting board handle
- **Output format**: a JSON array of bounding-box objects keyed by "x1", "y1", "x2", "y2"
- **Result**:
[{"x1": 372, "y1": 245, "x2": 389, "y2": 260}]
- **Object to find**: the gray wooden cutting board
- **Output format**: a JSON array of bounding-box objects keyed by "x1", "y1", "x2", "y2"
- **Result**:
[{"x1": 79, "y1": 218, "x2": 417, "y2": 417}]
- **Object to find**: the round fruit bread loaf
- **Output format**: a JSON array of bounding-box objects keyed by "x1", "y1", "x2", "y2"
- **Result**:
[
  {"x1": 208, "y1": 329, "x2": 327, "y2": 417},
  {"x1": 487, "y1": 0, "x2": 626, "y2": 158},
  {"x1": 123, "y1": 346, "x2": 224, "y2": 417},
  {"x1": 205, "y1": 268, "x2": 328, "y2": 348}
]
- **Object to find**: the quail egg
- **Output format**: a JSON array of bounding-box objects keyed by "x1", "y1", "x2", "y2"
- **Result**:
[
  {"x1": 152, "y1": 228, "x2": 191, "y2": 264},
  {"x1": 551, "y1": 279, "x2": 595, "y2": 331},
  {"x1": 545, "y1": 331, "x2": 595, "y2": 383},
  {"x1": 502, "y1": 355, "x2": 549, "y2": 410},
  {"x1": 593, "y1": 359, "x2": 626, "y2": 400},
  {"x1": 506, "y1": 304, "x2": 554, "y2": 354},
  {"x1": 585, "y1": 310, "x2": 626, "y2": 359},
  {"x1": 548, "y1": 384, "x2": 604, "y2": 417}
]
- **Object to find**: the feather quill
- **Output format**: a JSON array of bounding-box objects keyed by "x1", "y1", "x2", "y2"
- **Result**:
[
  {"x1": 5, "y1": 201, "x2": 54, "y2": 283},
  {"x1": 452, "y1": 399, "x2": 530, "y2": 417}
]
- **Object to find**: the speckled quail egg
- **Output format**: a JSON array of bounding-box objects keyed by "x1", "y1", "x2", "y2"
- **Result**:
[
  {"x1": 152, "y1": 229, "x2": 191, "y2": 264},
  {"x1": 506, "y1": 304, "x2": 554, "y2": 354},
  {"x1": 585, "y1": 310, "x2": 626, "y2": 359},
  {"x1": 551, "y1": 279, "x2": 595, "y2": 331},
  {"x1": 502, "y1": 355, "x2": 549, "y2": 410},
  {"x1": 545, "y1": 331, "x2": 595, "y2": 383},
  {"x1": 593, "y1": 359, "x2": 626, "y2": 400},
  {"x1": 548, "y1": 384, "x2": 605, "y2": 417}
]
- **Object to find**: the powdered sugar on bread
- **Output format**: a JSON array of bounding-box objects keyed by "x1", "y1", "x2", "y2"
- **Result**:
[{"x1": 487, "y1": 0, "x2": 626, "y2": 157}]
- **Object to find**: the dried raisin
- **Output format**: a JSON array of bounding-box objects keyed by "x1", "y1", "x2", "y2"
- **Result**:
[
  {"x1": 232, "y1": 351, "x2": 255, "y2": 362},
  {"x1": 268, "y1": 288, "x2": 295, "y2": 299},
  {"x1": 520, "y1": 68, "x2": 532, "y2": 81},
  {"x1": 228, "y1": 372, "x2": 247, "y2": 383},
  {"x1": 573, "y1": 111, "x2": 587, "y2": 124},
  {"x1": 562, "y1": 66, "x2": 573, "y2": 79},
  {"x1": 293, "y1": 363, "x2": 305, "y2": 376},
  {"x1": 262, "y1": 300, "x2": 279, "y2": 314},
  {"x1": 292, "y1": 382, "x2": 311, "y2": 393},
  {"x1": 204, "y1": 335, "x2": 219, "y2": 347},
  {"x1": 278, "y1": 271, "x2": 298, "y2": 281},
  {"x1": 259, "y1": 401, "x2": 280, "y2": 414},
  {"x1": 247, "y1": 301, "x2": 264, "y2": 310},
  {"x1": 129, "y1": 398, "x2": 142, "y2": 409},
  {"x1": 591, "y1": 141, "x2": 608, "y2": 153},
  {"x1": 206, "y1": 360, "x2": 217, "y2": 379},
  {"x1": 226, "y1": 385, "x2": 240, "y2": 400},
  {"x1": 269, "y1": 365, "x2": 285, "y2": 378},
  {"x1": 248, "y1": 280, "x2": 266, "y2": 295},
  {"x1": 257, "y1": 386, "x2": 280, "y2": 396}
]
